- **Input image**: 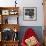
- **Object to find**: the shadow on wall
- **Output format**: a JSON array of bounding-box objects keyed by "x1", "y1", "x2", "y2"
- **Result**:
[{"x1": 18, "y1": 26, "x2": 43, "y2": 44}]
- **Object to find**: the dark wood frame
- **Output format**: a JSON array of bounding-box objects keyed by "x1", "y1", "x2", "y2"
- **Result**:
[
  {"x1": 0, "y1": 7, "x2": 19, "y2": 46},
  {"x1": 0, "y1": 7, "x2": 19, "y2": 24}
]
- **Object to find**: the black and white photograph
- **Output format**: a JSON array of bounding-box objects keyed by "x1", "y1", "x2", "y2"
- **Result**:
[{"x1": 23, "y1": 7, "x2": 37, "y2": 21}]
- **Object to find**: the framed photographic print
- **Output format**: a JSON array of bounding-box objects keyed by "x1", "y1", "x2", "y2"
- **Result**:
[
  {"x1": 8, "y1": 16, "x2": 18, "y2": 24},
  {"x1": 2, "y1": 10, "x2": 9, "y2": 15},
  {"x1": 2, "y1": 16, "x2": 18, "y2": 24},
  {"x1": 23, "y1": 7, "x2": 37, "y2": 21},
  {"x1": 9, "y1": 10, "x2": 18, "y2": 15}
]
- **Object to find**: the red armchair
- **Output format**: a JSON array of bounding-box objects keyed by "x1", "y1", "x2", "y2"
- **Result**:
[{"x1": 21, "y1": 28, "x2": 41, "y2": 46}]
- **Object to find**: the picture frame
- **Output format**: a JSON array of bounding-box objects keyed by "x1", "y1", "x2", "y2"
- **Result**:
[
  {"x1": 9, "y1": 10, "x2": 18, "y2": 15},
  {"x1": 23, "y1": 7, "x2": 37, "y2": 21},
  {"x1": 2, "y1": 16, "x2": 18, "y2": 24},
  {"x1": 8, "y1": 16, "x2": 18, "y2": 24},
  {"x1": 2, "y1": 10, "x2": 9, "y2": 15}
]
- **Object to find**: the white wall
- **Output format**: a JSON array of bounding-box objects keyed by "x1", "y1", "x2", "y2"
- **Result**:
[
  {"x1": 19, "y1": 0, "x2": 44, "y2": 26},
  {"x1": 0, "y1": 0, "x2": 44, "y2": 26}
]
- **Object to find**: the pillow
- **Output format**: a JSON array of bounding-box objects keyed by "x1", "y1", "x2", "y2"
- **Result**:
[{"x1": 25, "y1": 36, "x2": 38, "y2": 46}]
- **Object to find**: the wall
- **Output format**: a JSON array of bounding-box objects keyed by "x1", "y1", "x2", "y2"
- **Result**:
[
  {"x1": 0, "y1": 0, "x2": 44, "y2": 45},
  {"x1": 43, "y1": 0, "x2": 46, "y2": 26},
  {"x1": 20, "y1": 0, "x2": 43, "y2": 26},
  {"x1": 43, "y1": 0, "x2": 46, "y2": 45},
  {"x1": 0, "y1": 0, "x2": 44, "y2": 26},
  {"x1": 18, "y1": 0, "x2": 44, "y2": 26},
  {"x1": 18, "y1": 26, "x2": 43, "y2": 44}
]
